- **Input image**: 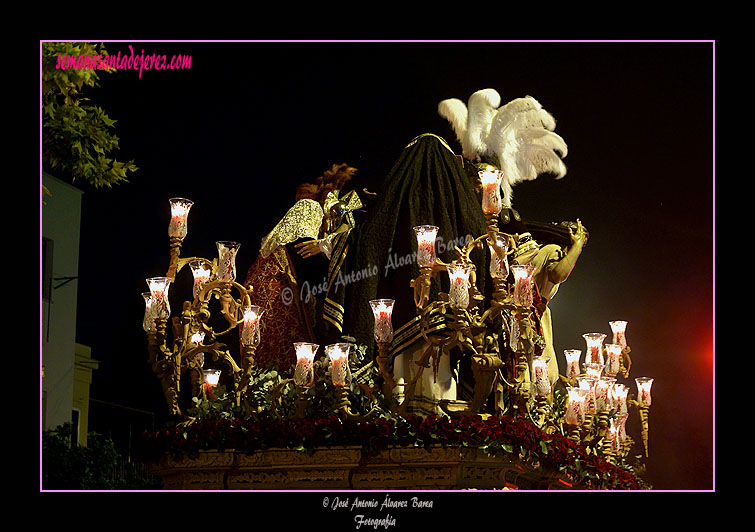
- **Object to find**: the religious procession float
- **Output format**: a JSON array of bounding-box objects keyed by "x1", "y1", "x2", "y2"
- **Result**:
[{"x1": 140, "y1": 88, "x2": 653, "y2": 490}]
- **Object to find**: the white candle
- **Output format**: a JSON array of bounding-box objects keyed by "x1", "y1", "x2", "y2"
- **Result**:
[
  {"x1": 566, "y1": 387, "x2": 587, "y2": 426},
  {"x1": 532, "y1": 356, "x2": 552, "y2": 396},
  {"x1": 240, "y1": 305, "x2": 263, "y2": 347},
  {"x1": 617, "y1": 413, "x2": 629, "y2": 443},
  {"x1": 635, "y1": 377, "x2": 654, "y2": 407},
  {"x1": 168, "y1": 197, "x2": 193, "y2": 239},
  {"x1": 595, "y1": 376, "x2": 615, "y2": 412},
  {"x1": 577, "y1": 376, "x2": 598, "y2": 415},
  {"x1": 478, "y1": 169, "x2": 503, "y2": 215},
  {"x1": 582, "y1": 333, "x2": 606, "y2": 365},
  {"x1": 189, "y1": 259, "x2": 211, "y2": 300},
  {"x1": 370, "y1": 299, "x2": 395, "y2": 342},
  {"x1": 326, "y1": 343, "x2": 351, "y2": 387},
  {"x1": 612, "y1": 383, "x2": 629, "y2": 417},
  {"x1": 610, "y1": 320, "x2": 628, "y2": 347},
  {"x1": 293, "y1": 342, "x2": 318, "y2": 387},
  {"x1": 564, "y1": 349, "x2": 581, "y2": 379},
  {"x1": 511, "y1": 264, "x2": 535, "y2": 307},
  {"x1": 446, "y1": 263, "x2": 473, "y2": 309},
  {"x1": 488, "y1": 234, "x2": 509, "y2": 280},
  {"x1": 203, "y1": 368, "x2": 221, "y2": 387},
  {"x1": 190, "y1": 331, "x2": 205, "y2": 345},
  {"x1": 605, "y1": 343, "x2": 622, "y2": 376},
  {"x1": 413, "y1": 225, "x2": 439, "y2": 267},
  {"x1": 216, "y1": 241, "x2": 241, "y2": 282},
  {"x1": 584, "y1": 363, "x2": 604, "y2": 380},
  {"x1": 146, "y1": 277, "x2": 171, "y2": 319}
]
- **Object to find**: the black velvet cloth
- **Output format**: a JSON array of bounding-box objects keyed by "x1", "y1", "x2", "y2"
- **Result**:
[{"x1": 341, "y1": 133, "x2": 488, "y2": 350}]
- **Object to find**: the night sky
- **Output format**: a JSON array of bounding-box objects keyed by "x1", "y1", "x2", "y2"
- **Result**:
[{"x1": 60, "y1": 41, "x2": 713, "y2": 491}]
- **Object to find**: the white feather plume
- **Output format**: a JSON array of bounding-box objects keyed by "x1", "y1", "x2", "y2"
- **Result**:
[
  {"x1": 437, "y1": 90, "x2": 568, "y2": 210},
  {"x1": 485, "y1": 95, "x2": 567, "y2": 208},
  {"x1": 438, "y1": 88, "x2": 501, "y2": 161},
  {"x1": 464, "y1": 89, "x2": 501, "y2": 160},
  {"x1": 437, "y1": 98, "x2": 469, "y2": 155}
]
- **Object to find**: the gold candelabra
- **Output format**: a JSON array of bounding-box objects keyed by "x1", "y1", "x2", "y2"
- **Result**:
[
  {"x1": 144, "y1": 177, "x2": 654, "y2": 472},
  {"x1": 369, "y1": 167, "x2": 654, "y2": 466}
]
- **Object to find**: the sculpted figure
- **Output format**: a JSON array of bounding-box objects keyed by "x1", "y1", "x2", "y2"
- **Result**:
[{"x1": 242, "y1": 164, "x2": 360, "y2": 371}]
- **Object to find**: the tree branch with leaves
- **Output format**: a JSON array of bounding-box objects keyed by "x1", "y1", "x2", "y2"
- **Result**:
[{"x1": 41, "y1": 42, "x2": 138, "y2": 190}]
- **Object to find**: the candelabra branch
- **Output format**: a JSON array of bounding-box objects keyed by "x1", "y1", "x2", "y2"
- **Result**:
[
  {"x1": 335, "y1": 386, "x2": 378, "y2": 421},
  {"x1": 235, "y1": 345, "x2": 256, "y2": 409},
  {"x1": 166, "y1": 237, "x2": 183, "y2": 281},
  {"x1": 375, "y1": 341, "x2": 397, "y2": 401},
  {"x1": 629, "y1": 399, "x2": 650, "y2": 457},
  {"x1": 411, "y1": 260, "x2": 448, "y2": 311}
]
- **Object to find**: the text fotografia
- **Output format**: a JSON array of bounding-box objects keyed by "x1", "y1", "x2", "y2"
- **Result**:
[
  {"x1": 325, "y1": 494, "x2": 433, "y2": 529},
  {"x1": 55, "y1": 45, "x2": 192, "y2": 79}
]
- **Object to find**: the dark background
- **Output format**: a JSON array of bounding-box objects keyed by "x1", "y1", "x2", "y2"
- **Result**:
[{"x1": 66, "y1": 41, "x2": 713, "y2": 490}]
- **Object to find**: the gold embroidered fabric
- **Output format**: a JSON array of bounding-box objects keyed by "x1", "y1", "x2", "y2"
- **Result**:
[{"x1": 259, "y1": 199, "x2": 324, "y2": 258}]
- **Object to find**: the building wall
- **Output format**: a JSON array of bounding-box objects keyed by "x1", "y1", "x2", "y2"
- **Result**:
[
  {"x1": 74, "y1": 343, "x2": 99, "y2": 446},
  {"x1": 42, "y1": 172, "x2": 87, "y2": 439}
]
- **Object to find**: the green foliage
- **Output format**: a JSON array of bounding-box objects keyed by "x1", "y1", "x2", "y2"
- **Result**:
[
  {"x1": 234, "y1": 337, "x2": 392, "y2": 422},
  {"x1": 41, "y1": 42, "x2": 137, "y2": 188},
  {"x1": 42, "y1": 423, "x2": 162, "y2": 490},
  {"x1": 187, "y1": 384, "x2": 243, "y2": 422}
]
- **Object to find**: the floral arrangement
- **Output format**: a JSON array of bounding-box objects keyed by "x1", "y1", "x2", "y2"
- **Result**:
[
  {"x1": 141, "y1": 412, "x2": 644, "y2": 490},
  {"x1": 140, "y1": 342, "x2": 647, "y2": 490}
]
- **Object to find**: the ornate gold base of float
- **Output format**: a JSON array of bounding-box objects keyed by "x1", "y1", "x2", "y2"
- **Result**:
[{"x1": 149, "y1": 446, "x2": 577, "y2": 490}]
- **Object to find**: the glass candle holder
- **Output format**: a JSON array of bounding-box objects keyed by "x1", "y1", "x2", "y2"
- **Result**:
[
  {"x1": 610, "y1": 320, "x2": 628, "y2": 347},
  {"x1": 564, "y1": 349, "x2": 581, "y2": 379},
  {"x1": 189, "y1": 330, "x2": 205, "y2": 345},
  {"x1": 584, "y1": 363, "x2": 605, "y2": 380},
  {"x1": 488, "y1": 234, "x2": 509, "y2": 280},
  {"x1": 216, "y1": 241, "x2": 241, "y2": 282},
  {"x1": 604, "y1": 343, "x2": 623, "y2": 377},
  {"x1": 616, "y1": 412, "x2": 629, "y2": 443},
  {"x1": 369, "y1": 299, "x2": 395, "y2": 342},
  {"x1": 326, "y1": 343, "x2": 351, "y2": 387},
  {"x1": 479, "y1": 168, "x2": 503, "y2": 215},
  {"x1": 146, "y1": 277, "x2": 171, "y2": 319},
  {"x1": 240, "y1": 304, "x2": 263, "y2": 348},
  {"x1": 583, "y1": 333, "x2": 606, "y2": 365},
  {"x1": 635, "y1": 377, "x2": 654, "y2": 407},
  {"x1": 577, "y1": 376, "x2": 598, "y2": 415},
  {"x1": 595, "y1": 376, "x2": 616, "y2": 412},
  {"x1": 446, "y1": 262, "x2": 473, "y2": 309},
  {"x1": 608, "y1": 417, "x2": 621, "y2": 452},
  {"x1": 532, "y1": 355, "x2": 552, "y2": 396},
  {"x1": 511, "y1": 263, "x2": 536, "y2": 307},
  {"x1": 293, "y1": 342, "x2": 319, "y2": 387},
  {"x1": 168, "y1": 197, "x2": 194, "y2": 239},
  {"x1": 413, "y1": 225, "x2": 439, "y2": 268},
  {"x1": 565, "y1": 387, "x2": 588, "y2": 426},
  {"x1": 189, "y1": 259, "x2": 212, "y2": 300},
  {"x1": 142, "y1": 292, "x2": 155, "y2": 332},
  {"x1": 612, "y1": 383, "x2": 629, "y2": 417},
  {"x1": 203, "y1": 369, "x2": 221, "y2": 391}
]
